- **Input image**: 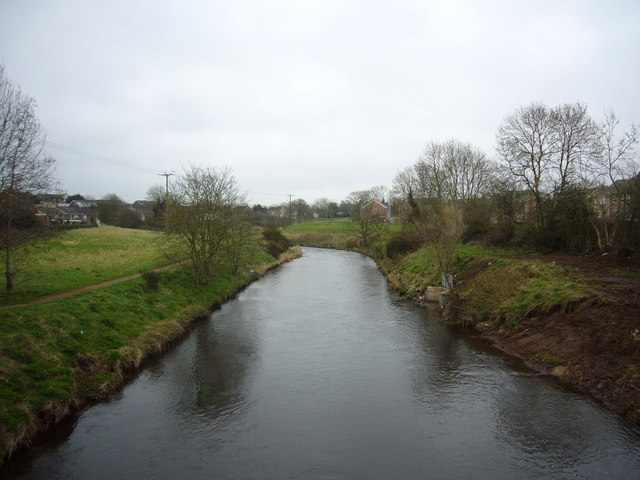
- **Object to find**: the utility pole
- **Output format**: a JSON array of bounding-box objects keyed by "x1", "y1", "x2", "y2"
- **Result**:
[
  {"x1": 287, "y1": 194, "x2": 294, "y2": 226},
  {"x1": 159, "y1": 172, "x2": 175, "y2": 196}
]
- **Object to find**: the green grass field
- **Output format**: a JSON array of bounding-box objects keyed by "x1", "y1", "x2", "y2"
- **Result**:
[
  {"x1": 0, "y1": 226, "x2": 170, "y2": 306},
  {"x1": 284, "y1": 220, "x2": 402, "y2": 254},
  {"x1": 285, "y1": 219, "x2": 360, "y2": 234}
]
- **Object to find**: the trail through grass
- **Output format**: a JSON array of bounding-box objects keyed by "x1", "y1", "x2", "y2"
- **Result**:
[{"x1": 1, "y1": 227, "x2": 169, "y2": 306}]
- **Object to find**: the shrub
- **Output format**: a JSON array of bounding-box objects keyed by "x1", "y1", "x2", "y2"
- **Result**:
[
  {"x1": 385, "y1": 233, "x2": 421, "y2": 259},
  {"x1": 262, "y1": 228, "x2": 291, "y2": 258},
  {"x1": 141, "y1": 270, "x2": 161, "y2": 291}
]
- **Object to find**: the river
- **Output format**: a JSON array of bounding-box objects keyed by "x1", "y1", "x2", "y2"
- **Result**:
[{"x1": 4, "y1": 248, "x2": 640, "y2": 479}]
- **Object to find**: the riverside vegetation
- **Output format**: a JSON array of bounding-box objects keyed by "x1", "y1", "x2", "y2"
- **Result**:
[
  {"x1": 285, "y1": 220, "x2": 640, "y2": 424},
  {"x1": 0, "y1": 226, "x2": 300, "y2": 464}
]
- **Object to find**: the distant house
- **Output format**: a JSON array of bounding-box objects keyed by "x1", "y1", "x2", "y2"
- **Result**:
[
  {"x1": 131, "y1": 200, "x2": 153, "y2": 222},
  {"x1": 34, "y1": 205, "x2": 58, "y2": 224},
  {"x1": 53, "y1": 206, "x2": 98, "y2": 225},
  {"x1": 361, "y1": 199, "x2": 391, "y2": 222},
  {"x1": 589, "y1": 177, "x2": 638, "y2": 220},
  {"x1": 70, "y1": 200, "x2": 97, "y2": 210},
  {"x1": 34, "y1": 198, "x2": 98, "y2": 225}
]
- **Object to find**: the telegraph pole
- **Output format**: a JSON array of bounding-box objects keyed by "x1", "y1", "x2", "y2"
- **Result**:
[
  {"x1": 287, "y1": 194, "x2": 294, "y2": 226},
  {"x1": 158, "y1": 172, "x2": 175, "y2": 196}
]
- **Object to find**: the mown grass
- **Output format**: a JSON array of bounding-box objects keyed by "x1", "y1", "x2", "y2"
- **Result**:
[
  {"x1": 0, "y1": 230, "x2": 297, "y2": 463},
  {"x1": 0, "y1": 226, "x2": 170, "y2": 306}
]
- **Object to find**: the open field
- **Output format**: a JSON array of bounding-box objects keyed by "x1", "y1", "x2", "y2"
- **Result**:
[
  {"x1": 284, "y1": 220, "x2": 401, "y2": 251},
  {"x1": 0, "y1": 227, "x2": 169, "y2": 306},
  {"x1": 285, "y1": 219, "x2": 360, "y2": 234}
]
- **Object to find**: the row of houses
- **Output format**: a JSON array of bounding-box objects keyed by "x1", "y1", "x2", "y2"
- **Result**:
[
  {"x1": 516, "y1": 180, "x2": 637, "y2": 224},
  {"x1": 35, "y1": 199, "x2": 99, "y2": 225},
  {"x1": 34, "y1": 194, "x2": 152, "y2": 226}
]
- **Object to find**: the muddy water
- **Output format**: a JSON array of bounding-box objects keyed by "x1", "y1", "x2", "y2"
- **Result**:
[{"x1": 4, "y1": 248, "x2": 640, "y2": 479}]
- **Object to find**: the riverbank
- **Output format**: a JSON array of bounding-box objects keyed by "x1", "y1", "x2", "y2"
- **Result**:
[
  {"x1": 285, "y1": 227, "x2": 640, "y2": 424},
  {"x1": 438, "y1": 251, "x2": 640, "y2": 423},
  {"x1": 0, "y1": 245, "x2": 302, "y2": 464}
]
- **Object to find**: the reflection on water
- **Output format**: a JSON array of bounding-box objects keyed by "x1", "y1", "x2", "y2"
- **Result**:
[{"x1": 3, "y1": 248, "x2": 640, "y2": 479}]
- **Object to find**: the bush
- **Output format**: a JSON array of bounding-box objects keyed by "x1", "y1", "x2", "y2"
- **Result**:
[
  {"x1": 262, "y1": 228, "x2": 291, "y2": 258},
  {"x1": 141, "y1": 270, "x2": 161, "y2": 291},
  {"x1": 385, "y1": 233, "x2": 422, "y2": 259}
]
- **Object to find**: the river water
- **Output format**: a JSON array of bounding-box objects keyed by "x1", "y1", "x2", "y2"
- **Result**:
[{"x1": 4, "y1": 248, "x2": 640, "y2": 479}]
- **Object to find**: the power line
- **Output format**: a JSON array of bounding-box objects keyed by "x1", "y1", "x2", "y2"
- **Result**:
[{"x1": 45, "y1": 141, "x2": 158, "y2": 175}]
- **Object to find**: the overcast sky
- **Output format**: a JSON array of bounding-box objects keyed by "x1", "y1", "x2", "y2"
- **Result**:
[{"x1": 1, "y1": 0, "x2": 638, "y2": 205}]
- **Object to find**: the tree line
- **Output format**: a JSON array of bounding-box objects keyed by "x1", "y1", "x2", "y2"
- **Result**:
[{"x1": 387, "y1": 102, "x2": 639, "y2": 257}]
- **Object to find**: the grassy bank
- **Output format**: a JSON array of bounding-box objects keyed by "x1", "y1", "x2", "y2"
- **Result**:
[
  {"x1": 377, "y1": 244, "x2": 597, "y2": 325},
  {"x1": 0, "y1": 227, "x2": 301, "y2": 463},
  {"x1": 0, "y1": 226, "x2": 168, "y2": 306}
]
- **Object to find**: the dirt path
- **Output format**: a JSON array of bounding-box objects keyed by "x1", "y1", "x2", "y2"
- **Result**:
[{"x1": 0, "y1": 262, "x2": 184, "y2": 310}]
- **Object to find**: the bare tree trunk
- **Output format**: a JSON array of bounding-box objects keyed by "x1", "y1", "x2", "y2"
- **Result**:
[{"x1": 5, "y1": 220, "x2": 13, "y2": 293}]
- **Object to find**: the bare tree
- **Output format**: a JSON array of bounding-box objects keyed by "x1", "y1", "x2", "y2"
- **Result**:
[
  {"x1": 369, "y1": 185, "x2": 389, "y2": 204},
  {"x1": 0, "y1": 66, "x2": 56, "y2": 292},
  {"x1": 392, "y1": 166, "x2": 416, "y2": 200},
  {"x1": 496, "y1": 103, "x2": 557, "y2": 228},
  {"x1": 164, "y1": 165, "x2": 246, "y2": 286},
  {"x1": 223, "y1": 214, "x2": 255, "y2": 275},
  {"x1": 312, "y1": 197, "x2": 328, "y2": 219},
  {"x1": 550, "y1": 102, "x2": 598, "y2": 196},
  {"x1": 413, "y1": 139, "x2": 493, "y2": 204},
  {"x1": 594, "y1": 111, "x2": 639, "y2": 189},
  {"x1": 290, "y1": 198, "x2": 311, "y2": 223},
  {"x1": 590, "y1": 112, "x2": 639, "y2": 249}
]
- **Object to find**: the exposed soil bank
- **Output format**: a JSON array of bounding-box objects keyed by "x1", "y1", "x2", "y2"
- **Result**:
[{"x1": 464, "y1": 254, "x2": 640, "y2": 423}]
